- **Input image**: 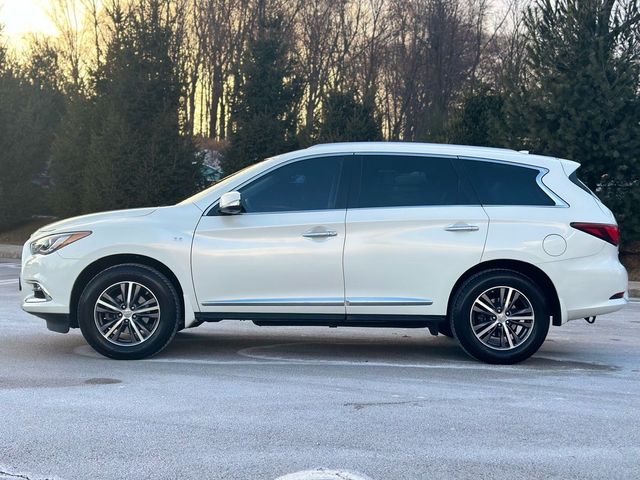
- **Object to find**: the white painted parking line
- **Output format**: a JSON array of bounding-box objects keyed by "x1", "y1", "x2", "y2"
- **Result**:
[
  {"x1": 73, "y1": 344, "x2": 610, "y2": 373},
  {"x1": 0, "y1": 279, "x2": 18, "y2": 285},
  {"x1": 276, "y1": 470, "x2": 374, "y2": 480}
]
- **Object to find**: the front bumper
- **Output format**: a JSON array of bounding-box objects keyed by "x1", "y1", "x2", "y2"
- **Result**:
[
  {"x1": 30, "y1": 312, "x2": 71, "y2": 333},
  {"x1": 20, "y1": 243, "x2": 79, "y2": 319}
]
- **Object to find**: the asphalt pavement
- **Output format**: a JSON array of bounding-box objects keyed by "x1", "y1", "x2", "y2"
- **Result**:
[{"x1": 1, "y1": 259, "x2": 639, "y2": 480}]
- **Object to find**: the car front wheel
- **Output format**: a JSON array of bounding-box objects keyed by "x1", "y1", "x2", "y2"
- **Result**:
[
  {"x1": 77, "y1": 264, "x2": 181, "y2": 359},
  {"x1": 450, "y1": 269, "x2": 550, "y2": 364}
]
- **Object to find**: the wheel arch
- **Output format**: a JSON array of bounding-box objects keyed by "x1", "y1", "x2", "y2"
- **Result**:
[
  {"x1": 69, "y1": 254, "x2": 185, "y2": 329},
  {"x1": 447, "y1": 259, "x2": 562, "y2": 326}
]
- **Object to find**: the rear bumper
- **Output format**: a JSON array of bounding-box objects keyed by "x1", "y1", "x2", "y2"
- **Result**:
[
  {"x1": 541, "y1": 246, "x2": 628, "y2": 324},
  {"x1": 564, "y1": 297, "x2": 628, "y2": 321}
]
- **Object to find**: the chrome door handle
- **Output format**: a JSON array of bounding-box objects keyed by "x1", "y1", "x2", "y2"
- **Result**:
[
  {"x1": 445, "y1": 223, "x2": 479, "y2": 232},
  {"x1": 302, "y1": 230, "x2": 338, "y2": 238}
]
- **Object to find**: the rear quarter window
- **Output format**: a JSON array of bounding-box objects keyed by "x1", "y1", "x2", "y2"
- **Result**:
[
  {"x1": 569, "y1": 170, "x2": 595, "y2": 196},
  {"x1": 457, "y1": 159, "x2": 556, "y2": 206}
]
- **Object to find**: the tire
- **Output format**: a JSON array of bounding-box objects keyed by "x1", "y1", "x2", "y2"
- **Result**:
[
  {"x1": 78, "y1": 263, "x2": 181, "y2": 359},
  {"x1": 450, "y1": 269, "x2": 550, "y2": 364}
]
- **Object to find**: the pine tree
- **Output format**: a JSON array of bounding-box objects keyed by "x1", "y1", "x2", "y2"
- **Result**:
[
  {"x1": 447, "y1": 87, "x2": 507, "y2": 147},
  {"x1": 49, "y1": 94, "x2": 93, "y2": 216},
  {"x1": 0, "y1": 36, "x2": 64, "y2": 229},
  {"x1": 223, "y1": 13, "x2": 301, "y2": 174},
  {"x1": 524, "y1": 0, "x2": 640, "y2": 239},
  {"x1": 317, "y1": 90, "x2": 382, "y2": 144},
  {"x1": 78, "y1": 0, "x2": 198, "y2": 212}
]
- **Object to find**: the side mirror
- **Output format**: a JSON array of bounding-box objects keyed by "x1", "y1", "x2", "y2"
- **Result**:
[{"x1": 219, "y1": 191, "x2": 242, "y2": 215}]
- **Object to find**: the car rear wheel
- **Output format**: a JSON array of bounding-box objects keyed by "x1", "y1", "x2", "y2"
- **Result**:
[
  {"x1": 450, "y1": 269, "x2": 550, "y2": 364},
  {"x1": 78, "y1": 264, "x2": 181, "y2": 359}
]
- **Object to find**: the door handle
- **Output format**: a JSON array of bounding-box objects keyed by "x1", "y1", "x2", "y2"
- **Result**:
[
  {"x1": 445, "y1": 223, "x2": 479, "y2": 232},
  {"x1": 302, "y1": 230, "x2": 338, "y2": 238}
]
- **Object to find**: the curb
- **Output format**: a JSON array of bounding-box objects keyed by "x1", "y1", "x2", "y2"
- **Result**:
[{"x1": 0, "y1": 244, "x2": 22, "y2": 259}]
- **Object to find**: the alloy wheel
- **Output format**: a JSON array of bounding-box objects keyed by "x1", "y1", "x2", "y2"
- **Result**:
[
  {"x1": 94, "y1": 281, "x2": 161, "y2": 346},
  {"x1": 469, "y1": 286, "x2": 535, "y2": 351}
]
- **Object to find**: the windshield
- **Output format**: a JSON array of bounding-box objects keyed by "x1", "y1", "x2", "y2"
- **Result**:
[{"x1": 178, "y1": 160, "x2": 268, "y2": 205}]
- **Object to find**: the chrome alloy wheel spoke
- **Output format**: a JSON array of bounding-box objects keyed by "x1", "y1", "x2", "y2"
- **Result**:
[
  {"x1": 469, "y1": 286, "x2": 535, "y2": 351},
  {"x1": 94, "y1": 281, "x2": 161, "y2": 346}
]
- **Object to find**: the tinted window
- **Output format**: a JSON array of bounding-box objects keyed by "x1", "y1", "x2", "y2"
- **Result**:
[
  {"x1": 239, "y1": 156, "x2": 344, "y2": 213},
  {"x1": 569, "y1": 170, "x2": 595, "y2": 196},
  {"x1": 354, "y1": 155, "x2": 475, "y2": 208},
  {"x1": 457, "y1": 159, "x2": 556, "y2": 206}
]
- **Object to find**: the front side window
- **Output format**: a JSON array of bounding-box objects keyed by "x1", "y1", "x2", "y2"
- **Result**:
[
  {"x1": 354, "y1": 155, "x2": 475, "y2": 208},
  {"x1": 457, "y1": 159, "x2": 556, "y2": 206},
  {"x1": 238, "y1": 156, "x2": 344, "y2": 213}
]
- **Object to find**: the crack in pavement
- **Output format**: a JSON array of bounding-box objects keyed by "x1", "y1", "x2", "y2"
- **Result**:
[
  {"x1": 0, "y1": 470, "x2": 33, "y2": 480},
  {"x1": 0, "y1": 468, "x2": 61, "y2": 480},
  {"x1": 344, "y1": 399, "x2": 422, "y2": 410}
]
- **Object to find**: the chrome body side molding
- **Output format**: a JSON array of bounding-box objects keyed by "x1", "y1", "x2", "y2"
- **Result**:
[
  {"x1": 201, "y1": 297, "x2": 344, "y2": 307},
  {"x1": 346, "y1": 297, "x2": 433, "y2": 306},
  {"x1": 202, "y1": 297, "x2": 433, "y2": 308}
]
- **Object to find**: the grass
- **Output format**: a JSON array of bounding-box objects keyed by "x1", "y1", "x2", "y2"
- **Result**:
[{"x1": 1, "y1": 216, "x2": 638, "y2": 280}]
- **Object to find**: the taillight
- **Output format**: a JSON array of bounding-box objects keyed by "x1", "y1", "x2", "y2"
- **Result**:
[{"x1": 570, "y1": 222, "x2": 620, "y2": 246}]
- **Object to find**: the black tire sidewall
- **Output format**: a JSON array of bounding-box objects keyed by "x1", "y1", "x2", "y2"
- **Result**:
[
  {"x1": 452, "y1": 271, "x2": 550, "y2": 364},
  {"x1": 78, "y1": 264, "x2": 180, "y2": 360}
]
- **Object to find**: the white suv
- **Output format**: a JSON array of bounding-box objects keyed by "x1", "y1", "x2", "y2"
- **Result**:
[{"x1": 20, "y1": 143, "x2": 628, "y2": 363}]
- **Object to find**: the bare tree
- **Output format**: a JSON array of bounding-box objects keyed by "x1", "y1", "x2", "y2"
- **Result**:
[
  {"x1": 47, "y1": 0, "x2": 87, "y2": 89},
  {"x1": 296, "y1": 0, "x2": 342, "y2": 137}
]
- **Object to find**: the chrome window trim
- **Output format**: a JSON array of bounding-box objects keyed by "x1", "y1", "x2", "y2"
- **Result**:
[
  {"x1": 204, "y1": 152, "x2": 352, "y2": 216},
  {"x1": 203, "y1": 150, "x2": 569, "y2": 215},
  {"x1": 456, "y1": 155, "x2": 569, "y2": 208}
]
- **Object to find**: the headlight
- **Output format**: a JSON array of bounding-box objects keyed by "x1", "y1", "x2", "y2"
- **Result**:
[{"x1": 30, "y1": 231, "x2": 92, "y2": 255}]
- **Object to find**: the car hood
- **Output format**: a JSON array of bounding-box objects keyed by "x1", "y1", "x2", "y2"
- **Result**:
[{"x1": 31, "y1": 207, "x2": 157, "y2": 238}]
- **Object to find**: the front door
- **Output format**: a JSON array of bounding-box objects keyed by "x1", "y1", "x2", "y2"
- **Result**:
[{"x1": 192, "y1": 155, "x2": 349, "y2": 317}]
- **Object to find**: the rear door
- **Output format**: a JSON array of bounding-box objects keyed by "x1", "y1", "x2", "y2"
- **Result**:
[{"x1": 343, "y1": 153, "x2": 489, "y2": 318}]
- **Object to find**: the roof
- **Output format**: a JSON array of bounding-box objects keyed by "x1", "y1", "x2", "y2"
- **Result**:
[{"x1": 303, "y1": 142, "x2": 561, "y2": 169}]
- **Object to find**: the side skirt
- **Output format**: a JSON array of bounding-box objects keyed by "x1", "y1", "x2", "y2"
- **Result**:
[{"x1": 194, "y1": 312, "x2": 447, "y2": 333}]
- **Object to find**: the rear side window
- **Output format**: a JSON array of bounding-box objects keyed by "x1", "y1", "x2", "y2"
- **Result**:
[
  {"x1": 354, "y1": 155, "x2": 476, "y2": 208},
  {"x1": 457, "y1": 159, "x2": 556, "y2": 206},
  {"x1": 569, "y1": 170, "x2": 595, "y2": 196}
]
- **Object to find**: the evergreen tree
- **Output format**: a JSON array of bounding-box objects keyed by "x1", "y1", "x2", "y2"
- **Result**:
[
  {"x1": 0, "y1": 36, "x2": 64, "y2": 229},
  {"x1": 317, "y1": 90, "x2": 382, "y2": 144},
  {"x1": 223, "y1": 14, "x2": 301, "y2": 174},
  {"x1": 523, "y1": 0, "x2": 640, "y2": 239},
  {"x1": 70, "y1": 0, "x2": 198, "y2": 213},
  {"x1": 447, "y1": 88, "x2": 507, "y2": 147},
  {"x1": 49, "y1": 94, "x2": 94, "y2": 216}
]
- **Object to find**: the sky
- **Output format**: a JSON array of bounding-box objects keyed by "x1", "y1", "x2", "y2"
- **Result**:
[
  {"x1": 1, "y1": 0, "x2": 58, "y2": 48},
  {"x1": 1, "y1": 0, "x2": 517, "y2": 51}
]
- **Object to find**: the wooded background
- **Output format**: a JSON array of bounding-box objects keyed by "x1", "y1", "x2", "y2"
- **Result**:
[{"x1": 0, "y1": 0, "x2": 639, "y2": 243}]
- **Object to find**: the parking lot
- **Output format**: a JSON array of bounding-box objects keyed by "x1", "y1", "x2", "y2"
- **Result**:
[{"x1": 1, "y1": 259, "x2": 639, "y2": 480}]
